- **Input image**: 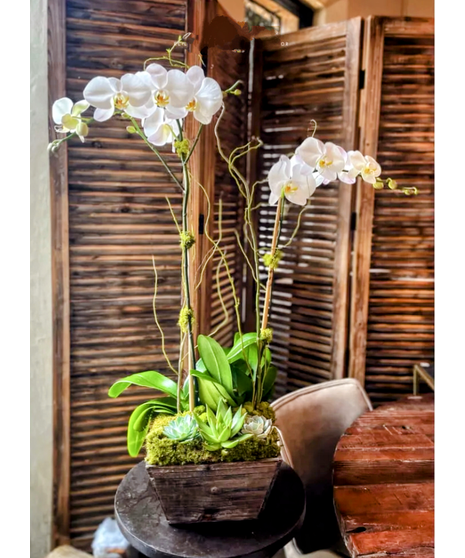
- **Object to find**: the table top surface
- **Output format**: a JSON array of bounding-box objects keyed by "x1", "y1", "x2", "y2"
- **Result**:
[
  {"x1": 115, "y1": 461, "x2": 305, "y2": 558},
  {"x1": 333, "y1": 394, "x2": 434, "y2": 558}
]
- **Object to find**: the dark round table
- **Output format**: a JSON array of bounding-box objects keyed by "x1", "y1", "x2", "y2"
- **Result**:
[{"x1": 115, "y1": 461, "x2": 305, "y2": 558}]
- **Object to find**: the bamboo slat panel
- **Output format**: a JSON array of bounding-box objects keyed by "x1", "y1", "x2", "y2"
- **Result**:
[
  {"x1": 64, "y1": 0, "x2": 186, "y2": 549},
  {"x1": 209, "y1": 44, "x2": 249, "y2": 347},
  {"x1": 364, "y1": 18, "x2": 434, "y2": 404},
  {"x1": 254, "y1": 20, "x2": 361, "y2": 397}
]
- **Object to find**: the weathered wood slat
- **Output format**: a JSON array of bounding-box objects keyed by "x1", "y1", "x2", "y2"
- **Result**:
[
  {"x1": 349, "y1": 17, "x2": 434, "y2": 403},
  {"x1": 57, "y1": 0, "x2": 188, "y2": 550}
]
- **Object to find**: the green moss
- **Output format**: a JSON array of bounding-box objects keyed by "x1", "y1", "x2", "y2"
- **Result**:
[
  {"x1": 242, "y1": 401, "x2": 276, "y2": 421},
  {"x1": 145, "y1": 406, "x2": 281, "y2": 466}
]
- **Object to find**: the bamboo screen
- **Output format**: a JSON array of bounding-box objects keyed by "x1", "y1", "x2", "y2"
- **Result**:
[
  {"x1": 350, "y1": 17, "x2": 434, "y2": 404},
  {"x1": 252, "y1": 21, "x2": 362, "y2": 396},
  {"x1": 63, "y1": 0, "x2": 188, "y2": 549}
]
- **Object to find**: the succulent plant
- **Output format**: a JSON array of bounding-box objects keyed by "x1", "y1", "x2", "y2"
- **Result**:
[
  {"x1": 241, "y1": 414, "x2": 273, "y2": 439},
  {"x1": 163, "y1": 414, "x2": 199, "y2": 443},
  {"x1": 194, "y1": 399, "x2": 253, "y2": 451}
]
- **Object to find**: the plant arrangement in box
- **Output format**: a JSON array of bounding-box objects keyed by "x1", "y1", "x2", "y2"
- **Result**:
[{"x1": 49, "y1": 35, "x2": 417, "y2": 522}]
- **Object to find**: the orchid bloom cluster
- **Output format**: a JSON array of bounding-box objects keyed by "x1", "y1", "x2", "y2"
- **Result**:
[
  {"x1": 50, "y1": 48, "x2": 223, "y2": 150},
  {"x1": 268, "y1": 136, "x2": 416, "y2": 206},
  {"x1": 49, "y1": 37, "x2": 417, "y2": 422}
]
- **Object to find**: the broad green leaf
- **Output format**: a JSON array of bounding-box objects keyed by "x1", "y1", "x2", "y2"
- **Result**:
[
  {"x1": 133, "y1": 398, "x2": 176, "y2": 431},
  {"x1": 262, "y1": 365, "x2": 278, "y2": 401},
  {"x1": 197, "y1": 335, "x2": 233, "y2": 396},
  {"x1": 263, "y1": 347, "x2": 272, "y2": 365},
  {"x1": 192, "y1": 371, "x2": 237, "y2": 408},
  {"x1": 247, "y1": 344, "x2": 259, "y2": 377},
  {"x1": 231, "y1": 362, "x2": 253, "y2": 401},
  {"x1": 198, "y1": 379, "x2": 221, "y2": 410},
  {"x1": 227, "y1": 333, "x2": 258, "y2": 364},
  {"x1": 108, "y1": 371, "x2": 177, "y2": 399},
  {"x1": 190, "y1": 369, "x2": 217, "y2": 383},
  {"x1": 127, "y1": 400, "x2": 174, "y2": 457}
]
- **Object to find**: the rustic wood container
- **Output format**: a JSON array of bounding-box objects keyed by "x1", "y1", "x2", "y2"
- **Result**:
[{"x1": 145, "y1": 457, "x2": 282, "y2": 524}]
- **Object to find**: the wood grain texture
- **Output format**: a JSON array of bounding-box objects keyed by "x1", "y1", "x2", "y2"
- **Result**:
[
  {"x1": 349, "y1": 17, "x2": 434, "y2": 403},
  {"x1": 62, "y1": 0, "x2": 187, "y2": 550},
  {"x1": 333, "y1": 394, "x2": 434, "y2": 558},
  {"x1": 255, "y1": 20, "x2": 362, "y2": 396},
  {"x1": 48, "y1": 0, "x2": 71, "y2": 547},
  {"x1": 208, "y1": 41, "x2": 250, "y2": 346},
  {"x1": 146, "y1": 458, "x2": 282, "y2": 523}
]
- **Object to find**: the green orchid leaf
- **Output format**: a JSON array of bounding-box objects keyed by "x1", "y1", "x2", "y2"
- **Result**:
[
  {"x1": 197, "y1": 379, "x2": 222, "y2": 410},
  {"x1": 263, "y1": 347, "x2": 272, "y2": 365},
  {"x1": 133, "y1": 397, "x2": 176, "y2": 430},
  {"x1": 196, "y1": 376, "x2": 237, "y2": 409},
  {"x1": 197, "y1": 335, "x2": 234, "y2": 395},
  {"x1": 262, "y1": 365, "x2": 278, "y2": 401},
  {"x1": 231, "y1": 362, "x2": 253, "y2": 402},
  {"x1": 127, "y1": 400, "x2": 175, "y2": 457},
  {"x1": 108, "y1": 371, "x2": 177, "y2": 399},
  {"x1": 227, "y1": 332, "x2": 258, "y2": 364}
]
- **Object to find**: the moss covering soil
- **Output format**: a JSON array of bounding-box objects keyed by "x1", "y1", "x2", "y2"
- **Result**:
[{"x1": 145, "y1": 402, "x2": 282, "y2": 467}]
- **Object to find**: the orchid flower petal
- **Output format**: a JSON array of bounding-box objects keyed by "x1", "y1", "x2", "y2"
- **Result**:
[
  {"x1": 145, "y1": 63, "x2": 168, "y2": 90},
  {"x1": 121, "y1": 73, "x2": 152, "y2": 107},
  {"x1": 93, "y1": 106, "x2": 115, "y2": 122},
  {"x1": 148, "y1": 123, "x2": 174, "y2": 146},
  {"x1": 71, "y1": 100, "x2": 90, "y2": 116},
  {"x1": 142, "y1": 107, "x2": 164, "y2": 137},
  {"x1": 52, "y1": 98, "x2": 73, "y2": 124},
  {"x1": 166, "y1": 70, "x2": 194, "y2": 108},
  {"x1": 296, "y1": 137, "x2": 325, "y2": 168},
  {"x1": 186, "y1": 65, "x2": 205, "y2": 93},
  {"x1": 84, "y1": 76, "x2": 115, "y2": 109}
]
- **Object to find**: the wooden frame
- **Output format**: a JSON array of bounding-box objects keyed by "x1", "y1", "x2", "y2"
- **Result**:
[
  {"x1": 249, "y1": 19, "x2": 363, "y2": 381},
  {"x1": 48, "y1": 0, "x2": 71, "y2": 546},
  {"x1": 349, "y1": 16, "x2": 435, "y2": 385}
]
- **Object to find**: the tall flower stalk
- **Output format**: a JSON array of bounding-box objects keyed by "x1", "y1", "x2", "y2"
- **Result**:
[{"x1": 49, "y1": 36, "x2": 418, "y2": 454}]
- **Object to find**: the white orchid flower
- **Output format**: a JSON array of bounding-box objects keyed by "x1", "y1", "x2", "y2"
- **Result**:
[
  {"x1": 344, "y1": 150, "x2": 382, "y2": 184},
  {"x1": 137, "y1": 64, "x2": 194, "y2": 120},
  {"x1": 143, "y1": 107, "x2": 182, "y2": 147},
  {"x1": 183, "y1": 66, "x2": 223, "y2": 125},
  {"x1": 52, "y1": 97, "x2": 90, "y2": 142},
  {"x1": 268, "y1": 154, "x2": 316, "y2": 206},
  {"x1": 83, "y1": 74, "x2": 152, "y2": 122},
  {"x1": 296, "y1": 137, "x2": 347, "y2": 183}
]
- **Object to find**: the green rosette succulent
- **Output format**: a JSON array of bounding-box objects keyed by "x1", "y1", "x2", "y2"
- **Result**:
[
  {"x1": 241, "y1": 414, "x2": 273, "y2": 439},
  {"x1": 163, "y1": 414, "x2": 199, "y2": 443},
  {"x1": 194, "y1": 399, "x2": 252, "y2": 451}
]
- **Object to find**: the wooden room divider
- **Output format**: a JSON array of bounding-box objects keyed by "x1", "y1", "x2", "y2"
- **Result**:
[{"x1": 48, "y1": 1, "x2": 434, "y2": 547}]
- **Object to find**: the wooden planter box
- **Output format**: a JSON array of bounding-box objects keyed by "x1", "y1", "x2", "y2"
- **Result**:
[{"x1": 146, "y1": 457, "x2": 282, "y2": 524}]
